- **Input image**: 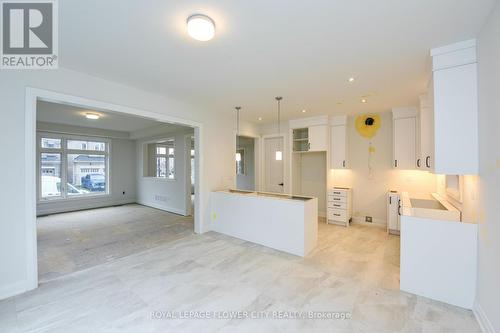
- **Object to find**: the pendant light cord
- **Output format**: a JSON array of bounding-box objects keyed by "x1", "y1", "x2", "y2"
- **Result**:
[
  {"x1": 235, "y1": 106, "x2": 241, "y2": 148},
  {"x1": 275, "y1": 96, "x2": 282, "y2": 134}
]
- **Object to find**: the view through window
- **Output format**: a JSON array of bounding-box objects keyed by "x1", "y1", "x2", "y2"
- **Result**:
[{"x1": 39, "y1": 134, "x2": 109, "y2": 199}]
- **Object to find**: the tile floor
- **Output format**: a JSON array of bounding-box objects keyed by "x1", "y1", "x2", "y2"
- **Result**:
[{"x1": 0, "y1": 204, "x2": 480, "y2": 332}]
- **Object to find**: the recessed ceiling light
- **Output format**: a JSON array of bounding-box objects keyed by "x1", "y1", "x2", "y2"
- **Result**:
[
  {"x1": 85, "y1": 113, "x2": 100, "y2": 120},
  {"x1": 258, "y1": 117, "x2": 262, "y2": 121},
  {"x1": 302, "y1": 109, "x2": 306, "y2": 113},
  {"x1": 187, "y1": 14, "x2": 215, "y2": 41},
  {"x1": 361, "y1": 98, "x2": 367, "y2": 103},
  {"x1": 349, "y1": 77, "x2": 355, "y2": 82}
]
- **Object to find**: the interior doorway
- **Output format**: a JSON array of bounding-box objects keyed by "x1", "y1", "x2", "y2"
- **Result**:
[
  {"x1": 263, "y1": 136, "x2": 284, "y2": 193},
  {"x1": 236, "y1": 135, "x2": 256, "y2": 191},
  {"x1": 25, "y1": 88, "x2": 203, "y2": 291}
]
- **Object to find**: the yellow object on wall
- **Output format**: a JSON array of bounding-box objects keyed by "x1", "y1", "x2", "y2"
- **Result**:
[{"x1": 355, "y1": 114, "x2": 381, "y2": 139}]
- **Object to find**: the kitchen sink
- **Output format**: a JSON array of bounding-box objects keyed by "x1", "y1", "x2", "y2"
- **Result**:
[{"x1": 401, "y1": 192, "x2": 461, "y2": 221}]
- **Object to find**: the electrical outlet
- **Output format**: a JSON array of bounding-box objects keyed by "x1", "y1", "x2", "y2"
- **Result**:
[{"x1": 365, "y1": 216, "x2": 373, "y2": 223}]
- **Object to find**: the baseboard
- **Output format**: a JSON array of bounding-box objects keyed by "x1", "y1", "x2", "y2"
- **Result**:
[
  {"x1": 474, "y1": 300, "x2": 496, "y2": 333},
  {"x1": 0, "y1": 280, "x2": 29, "y2": 301},
  {"x1": 37, "y1": 197, "x2": 136, "y2": 216},
  {"x1": 137, "y1": 201, "x2": 186, "y2": 216}
]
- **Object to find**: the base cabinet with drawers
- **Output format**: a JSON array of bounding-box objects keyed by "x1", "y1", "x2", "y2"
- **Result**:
[{"x1": 327, "y1": 187, "x2": 352, "y2": 227}]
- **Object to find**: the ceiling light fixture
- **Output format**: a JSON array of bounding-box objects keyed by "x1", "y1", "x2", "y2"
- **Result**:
[
  {"x1": 85, "y1": 113, "x2": 100, "y2": 120},
  {"x1": 349, "y1": 77, "x2": 355, "y2": 82},
  {"x1": 258, "y1": 117, "x2": 263, "y2": 121},
  {"x1": 275, "y1": 96, "x2": 283, "y2": 161},
  {"x1": 187, "y1": 14, "x2": 215, "y2": 41},
  {"x1": 302, "y1": 109, "x2": 306, "y2": 113},
  {"x1": 361, "y1": 98, "x2": 367, "y2": 103}
]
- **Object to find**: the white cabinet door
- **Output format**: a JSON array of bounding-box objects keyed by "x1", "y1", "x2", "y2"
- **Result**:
[
  {"x1": 393, "y1": 117, "x2": 416, "y2": 169},
  {"x1": 330, "y1": 124, "x2": 347, "y2": 168},
  {"x1": 419, "y1": 89, "x2": 435, "y2": 170},
  {"x1": 308, "y1": 125, "x2": 328, "y2": 152},
  {"x1": 387, "y1": 193, "x2": 400, "y2": 232},
  {"x1": 433, "y1": 63, "x2": 478, "y2": 174}
]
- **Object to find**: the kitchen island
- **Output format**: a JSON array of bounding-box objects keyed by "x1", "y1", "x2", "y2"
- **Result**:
[{"x1": 210, "y1": 189, "x2": 318, "y2": 257}]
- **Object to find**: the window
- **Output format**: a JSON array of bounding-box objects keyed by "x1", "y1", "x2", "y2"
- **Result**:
[
  {"x1": 38, "y1": 134, "x2": 109, "y2": 200},
  {"x1": 145, "y1": 138, "x2": 175, "y2": 179}
]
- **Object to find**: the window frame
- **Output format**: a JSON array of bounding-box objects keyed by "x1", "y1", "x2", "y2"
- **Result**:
[
  {"x1": 144, "y1": 138, "x2": 176, "y2": 180},
  {"x1": 37, "y1": 132, "x2": 111, "y2": 202}
]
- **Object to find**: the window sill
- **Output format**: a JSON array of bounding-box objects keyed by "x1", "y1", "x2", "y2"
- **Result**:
[
  {"x1": 38, "y1": 193, "x2": 111, "y2": 204},
  {"x1": 141, "y1": 176, "x2": 177, "y2": 182}
]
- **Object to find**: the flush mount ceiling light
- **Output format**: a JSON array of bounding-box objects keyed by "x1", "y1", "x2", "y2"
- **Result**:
[
  {"x1": 302, "y1": 109, "x2": 306, "y2": 113},
  {"x1": 85, "y1": 113, "x2": 100, "y2": 120},
  {"x1": 348, "y1": 77, "x2": 355, "y2": 82},
  {"x1": 361, "y1": 98, "x2": 367, "y2": 103},
  {"x1": 258, "y1": 117, "x2": 263, "y2": 121},
  {"x1": 187, "y1": 14, "x2": 215, "y2": 41}
]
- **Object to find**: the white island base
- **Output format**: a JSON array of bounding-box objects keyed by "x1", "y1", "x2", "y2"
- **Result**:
[{"x1": 210, "y1": 190, "x2": 318, "y2": 257}]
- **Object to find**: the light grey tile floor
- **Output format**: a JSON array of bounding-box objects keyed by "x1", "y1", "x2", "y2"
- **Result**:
[{"x1": 0, "y1": 205, "x2": 480, "y2": 332}]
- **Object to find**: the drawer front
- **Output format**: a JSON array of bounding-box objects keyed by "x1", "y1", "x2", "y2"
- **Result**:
[
  {"x1": 329, "y1": 189, "x2": 347, "y2": 197},
  {"x1": 328, "y1": 195, "x2": 347, "y2": 203},
  {"x1": 328, "y1": 209, "x2": 347, "y2": 221},
  {"x1": 327, "y1": 201, "x2": 347, "y2": 210}
]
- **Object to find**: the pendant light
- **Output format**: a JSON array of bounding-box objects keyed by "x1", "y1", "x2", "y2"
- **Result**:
[
  {"x1": 275, "y1": 97, "x2": 283, "y2": 161},
  {"x1": 235, "y1": 106, "x2": 242, "y2": 162}
]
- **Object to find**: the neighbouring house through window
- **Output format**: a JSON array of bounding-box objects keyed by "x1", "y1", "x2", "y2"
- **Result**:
[
  {"x1": 38, "y1": 133, "x2": 109, "y2": 200},
  {"x1": 145, "y1": 138, "x2": 175, "y2": 179}
]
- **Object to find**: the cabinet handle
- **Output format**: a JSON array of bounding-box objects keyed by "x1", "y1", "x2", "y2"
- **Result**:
[
  {"x1": 394, "y1": 160, "x2": 398, "y2": 168},
  {"x1": 416, "y1": 158, "x2": 421, "y2": 168},
  {"x1": 334, "y1": 213, "x2": 341, "y2": 216},
  {"x1": 342, "y1": 160, "x2": 346, "y2": 168},
  {"x1": 425, "y1": 156, "x2": 431, "y2": 168},
  {"x1": 398, "y1": 199, "x2": 401, "y2": 216},
  {"x1": 333, "y1": 198, "x2": 340, "y2": 201},
  {"x1": 308, "y1": 142, "x2": 311, "y2": 150},
  {"x1": 389, "y1": 196, "x2": 392, "y2": 205},
  {"x1": 334, "y1": 204, "x2": 340, "y2": 207}
]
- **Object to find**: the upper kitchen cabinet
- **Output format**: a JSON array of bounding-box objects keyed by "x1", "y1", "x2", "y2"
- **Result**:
[
  {"x1": 427, "y1": 39, "x2": 478, "y2": 175},
  {"x1": 418, "y1": 93, "x2": 433, "y2": 170},
  {"x1": 330, "y1": 115, "x2": 348, "y2": 169},
  {"x1": 308, "y1": 125, "x2": 328, "y2": 152},
  {"x1": 290, "y1": 116, "x2": 328, "y2": 152},
  {"x1": 393, "y1": 107, "x2": 417, "y2": 170}
]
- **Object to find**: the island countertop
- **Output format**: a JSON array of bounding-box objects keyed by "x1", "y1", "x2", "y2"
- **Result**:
[{"x1": 215, "y1": 189, "x2": 315, "y2": 202}]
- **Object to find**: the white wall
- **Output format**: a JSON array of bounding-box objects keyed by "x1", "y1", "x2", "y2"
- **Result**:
[
  {"x1": 0, "y1": 68, "x2": 238, "y2": 299},
  {"x1": 136, "y1": 127, "x2": 193, "y2": 215},
  {"x1": 236, "y1": 136, "x2": 255, "y2": 191},
  {"x1": 475, "y1": 2, "x2": 500, "y2": 331},
  {"x1": 36, "y1": 122, "x2": 137, "y2": 215},
  {"x1": 331, "y1": 112, "x2": 438, "y2": 224}
]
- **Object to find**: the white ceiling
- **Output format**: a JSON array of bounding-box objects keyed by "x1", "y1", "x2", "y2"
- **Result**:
[
  {"x1": 58, "y1": 0, "x2": 496, "y2": 123},
  {"x1": 36, "y1": 101, "x2": 186, "y2": 133}
]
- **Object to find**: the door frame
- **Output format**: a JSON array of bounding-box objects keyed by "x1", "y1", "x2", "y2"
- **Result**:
[
  {"x1": 261, "y1": 133, "x2": 287, "y2": 193},
  {"x1": 234, "y1": 132, "x2": 260, "y2": 191},
  {"x1": 25, "y1": 87, "x2": 204, "y2": 292}
]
